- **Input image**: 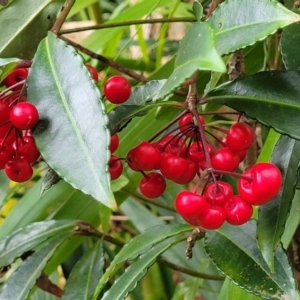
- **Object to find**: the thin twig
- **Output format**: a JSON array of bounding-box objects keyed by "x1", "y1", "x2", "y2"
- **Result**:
[
  {"x1": 36, "y1": 273, "x2": 63, "y2": 298},
  {"x1": 51, "y1": 0, "x2": 76, "y2": 35},
  {"x1": 59, "y1": 36, "x2": 149, "y2": 83},
  {"x1": 59, "y1": 17, "x2": 196, "y2": 34}
]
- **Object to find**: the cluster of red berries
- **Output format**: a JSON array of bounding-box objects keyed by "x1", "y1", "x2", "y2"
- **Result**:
[
  {"x1": 109, "y1": 111, "x2": 282, "y2": 230},
  {"x1": 0, "y1": 68, "x2": 40, "y2": 182}
]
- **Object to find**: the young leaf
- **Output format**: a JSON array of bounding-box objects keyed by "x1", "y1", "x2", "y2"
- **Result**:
[
  {"x1": 154, "y1": 22, "x2": 226, "y2": 101},
  {"x1": 0, "y1": 220, "x2": 78, "y2": 267},
  {"x1": 27, "y1": 32, "x2": 115, "y2": 209},
  {"x1": 205, "y1": 221, "x2": 300, "y2": 300},
  {"x1": 62, "y1": 240, "x2": 104, "y2": 300},
  {"x1": 0, "y1": 0, "x2": 65, "y2": 59},
  {"x1": 0, "y1": 57, "x2": 20, "y2": 80},
  {"x1": 0, "y1": 237, "x2": 66, "y2": 300},
  {"x1": 193, "y1": 0, "x2": 203, "y2": 21},
  {"x1": 207, "y1": 0, "x2": 300, "y2": 55},
  {"x1": 40, "y1": 168, "x2": 61, "y2": 196},
  {"x1": 257, "y1": 135, "x2": 300, "y2": 270},
  {"x1": 93, "y1": 224, "x2": 192, "y2": 297},
  {"x1": 206, "y1": 71, "x2": 300, "y2": 140},
  {"x1": 99, "y1": 235, "x2": 185, "y2": 300},
  {"x1": 281, "y1": 23, "x2": 300, "y2": 71}
]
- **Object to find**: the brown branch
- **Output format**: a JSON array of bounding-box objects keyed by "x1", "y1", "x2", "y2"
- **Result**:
[
  {"x1": 36, "y1": 273, "x2": 63, "y2": 297},
  {"x1": 58, "y1": 17, "x2": 196, "y2": 34},
  {"x1": 59, "y1": 36, "x2": 149, "y2": 83},
  {"x1": 51, "y1": 0, "x2": 76, "y2": 35}
]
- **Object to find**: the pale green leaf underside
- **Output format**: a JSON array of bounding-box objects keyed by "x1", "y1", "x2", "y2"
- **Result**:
[
  {"x1": 207, "y1": 0, "x2": 300, "y2": 55},
  {"x1": 154, "y1": 22, "x2": 226, "y2": 101},
  {"x1": 27, "y1": 32, "x2": 115, "y2": 209}
]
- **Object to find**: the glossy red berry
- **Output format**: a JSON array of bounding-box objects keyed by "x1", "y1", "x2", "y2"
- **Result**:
[
  {"x1": 173, "y1": 160, "x2": 197, "y2": 184},
  {"x1": 130, "y1": 141, "x2": 161, "y2": 171},
  {"x1": 85, "y1": 64, "x2": 99, "y2": 81},
  {"x1": 160, "y1": 153, "x2": 189, "y2": 181},
  {"x1": 10, "y1": 102, "x2": 39, "y2": 130},
  {"x1": 175, "y1": 191, "x2": 208, "y2": 221},
  {"x1": 110, "y1": 134, "x2": 119, "y2": 153},
  {"x1": 0, "y1": 142, "x2": 14, "y2": 169},
  {"x1": 224, "y1": 195, "x2": 253, "y2": 225},
  {"x1": 139, "y1": 172, "x2": 166, "y2": 198},
  {"x1": 15, "y1": 136, "x2": 40, "y2": 163},
  {"x1": 109, "y1": 155, "x2": 123, "y2": 180},
  {"x1": 238, "y1": 162, "x2": 282, "y2": 205},
  {"x1": 211, "y1": 147, "x2": 240, "y2": 172},
  {"x1": 155, "y1": 135, "x2": 187, "y2": 157},
  {"x1": 204, "y1": 181, "x2": 234, "y2": 206},
  {"x1": 226, "y1": 123, "x2": 255, "y2": 151},
  {"x1": 3, "y1": 68, "x2": 28, "y2": 90},
  {"x1": 178, "y1": 113, "x2": 205, "y2": 138},
  {"x1": 104, "y1": 76, "x2": 131, "y2": 104},
  {"x1": 198, "y1": 205, "x2": 226, "y2": 230},
  {"x1": 4, "y1": 157, "x2": 33, "y2": 182}
]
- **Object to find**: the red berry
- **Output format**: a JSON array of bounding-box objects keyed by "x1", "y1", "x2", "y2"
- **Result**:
[
  {"x1": 139, "y1": 172, "x2": 166, "y2": 198},
  {"x1": 110, "y1": 134, "x2": 119, "y2": 153},
  {"x1": 4, "y1": 157, "x2": 33, "y2": 182},
  {"x1": 85, "y1": 64, "x2": 99, "y2": 81},
  {"x1": 198, "y1": 205, "x2": 226, "y2": 230},
  {"x1": 104, "y1": 76, "x2": 131, "y2": 104},
  {"x1": 130, "y1": 141, "x2": 161, "y2": 171},
  {"x1": 0, "y1": 142, "x2": 14, "y2": 169},
  {"x1": 109, "y1": 155, "x2": 123, "y2": 180},
  {"x1": 159, "y1": 153, "x2": 189, "y2": 181},
  {"x1": 175, "y1": 191, "x2": 208, "y2": 220},
  {"x1": 203, "y1": 181, "x2": 234, "y2": 206},
  {"x1": 10, "y1": 102, "x2": 39, "y2": 130},
  {"x1": 211, "y1": 147, "x2": 240, "y2": 172},
  {"x1": 3, "y1": 68, "x2": 28, "y2": 90},
  {"x1": 126, "y1": 149, "x2": 140, "y2": 171},
  {"x1": 178, "y1": 113, "x2": 205, "y2": 138},
  {"x1": 173, "y1": 160, "x2": 197, "y2": 184},
  {"x1": 226, "y1": 123, "x2": 254, "y2": 151},
  {"x1": 224, "y1": 195, "x2": 253, "y2": 225},
  {"x1": 155, "y1": 135, "x2": 187, "y2": 157},
  {"x1": 15, "y1": 136, "x2": 40, "y2": 163},
  {"x1": 238, "y1": 162, "x2": 282, "y2": 205},
  {"x1": 188, "y1": 142, "x2": 205, "y2": 164}
]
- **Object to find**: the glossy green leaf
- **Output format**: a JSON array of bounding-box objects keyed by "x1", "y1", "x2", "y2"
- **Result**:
[
  {"x1": 205, "y1": 221, "x2": 300, "y2": 300},
  {"x1": 257, "y1": 129, "x2": 280, "y2": 163},
  {"x1": 27, "y1": 32, "x2": 115, "y2": 209},
  {"x1": 206, "y1": 71, "x2": 300, "y2": 140},
  {"x1": 0, "y1": 220, "x2": 77, "y2": 267},
  {"x1": 0, "y1": 237, "x2": 65, "y2": 300},
  {"x1": 154, "y1": 22, "x2": 226, "y2": 101},
  {"x1": 108, "y1": 80, "x2": 168, "y2": 134},
  {"x1": 62, "y1": 240, "x2": 104, "y2": 300},
  {"x1": 68, "y1": 0, "x2": 98, "y2": 18},
  {"x1": 0, "y1": 57, "x2": 20, "y2": 81},
  {"x1": 0, "y1": 170, "x2": 9, "y2": 207},
  {"x1": 0, "y1": 0, "x2": 64, "y2": 59},
  {"x1": 257, "y1": 135, "x2": 300, "y2": 270},
  {"x1": 281, "y1": 23, "x2": 300, "y2": 71},
  {"x1": 93, "y1": 224, "x2": 192, "y2": 297},
  {"x1": 99, "y1": 236, "x2": 185, "y2": 300},
  {"x1": 207, "y1": 0, "x2": 300, "y2": 55}
]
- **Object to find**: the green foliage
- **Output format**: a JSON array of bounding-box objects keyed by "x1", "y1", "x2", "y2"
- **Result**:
[{"x1": 1, "y1": 0, "x2": 300, "y2": 299}]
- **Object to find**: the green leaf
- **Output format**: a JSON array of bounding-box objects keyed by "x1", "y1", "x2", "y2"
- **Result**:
[
  {"x1": 27, "y1": 32, "x2": 115, "y2": 209},
  {"x1": 205, "y1": 221, "x2": 300, "y2": 300},
  {"x1": 93, "y1": 224, "x2": 192, "y2": 297},
  {"x1": 40, "y1": 168, "x2": 61, "y2": 196},
  {"x1": 206, "y1": 71, "x2": 300, "y2": 140},
  {"x1": 193, "y1": 0, "x2": 203, "y2": 21},
  {"x1": 99, "y1": 235, "x2": 185, "y2": 300},
  {"x1": 0, "y1": 237, "x2": 65, "y2": 300},
  {"x1": 68, "y1": 0, "x2": 98, "y2": 18},
  {"x1": 0, "y1": 220, "x2": 77, "y2": 268},
  {"x1": 281, "y1": 23, "x2": 300, "y2": 71},
  {"x1": 0, "y1": 170, "x2": 9, "y2": 206},
  {"x1": 207, "y1": 0, "x2": 300, "y2": 55},
  {"x1": 108, "y1": 80, "x2": 167, "y2": 134},
  {"x1": 0, "y1": 0, "x2": 65, "y2": 59},
  {"x1": 257, "y1": 135, "x2": 300, "y2": 270},
  {"x1": 0, "y1": 57, "x2": 20, "y2": 81},
  {"x1": 62, "y1": 240, "x2": 104, "y2": 300},
  {"x1": 154, "y1": 22, "x2": 226, "y2": 101}
]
